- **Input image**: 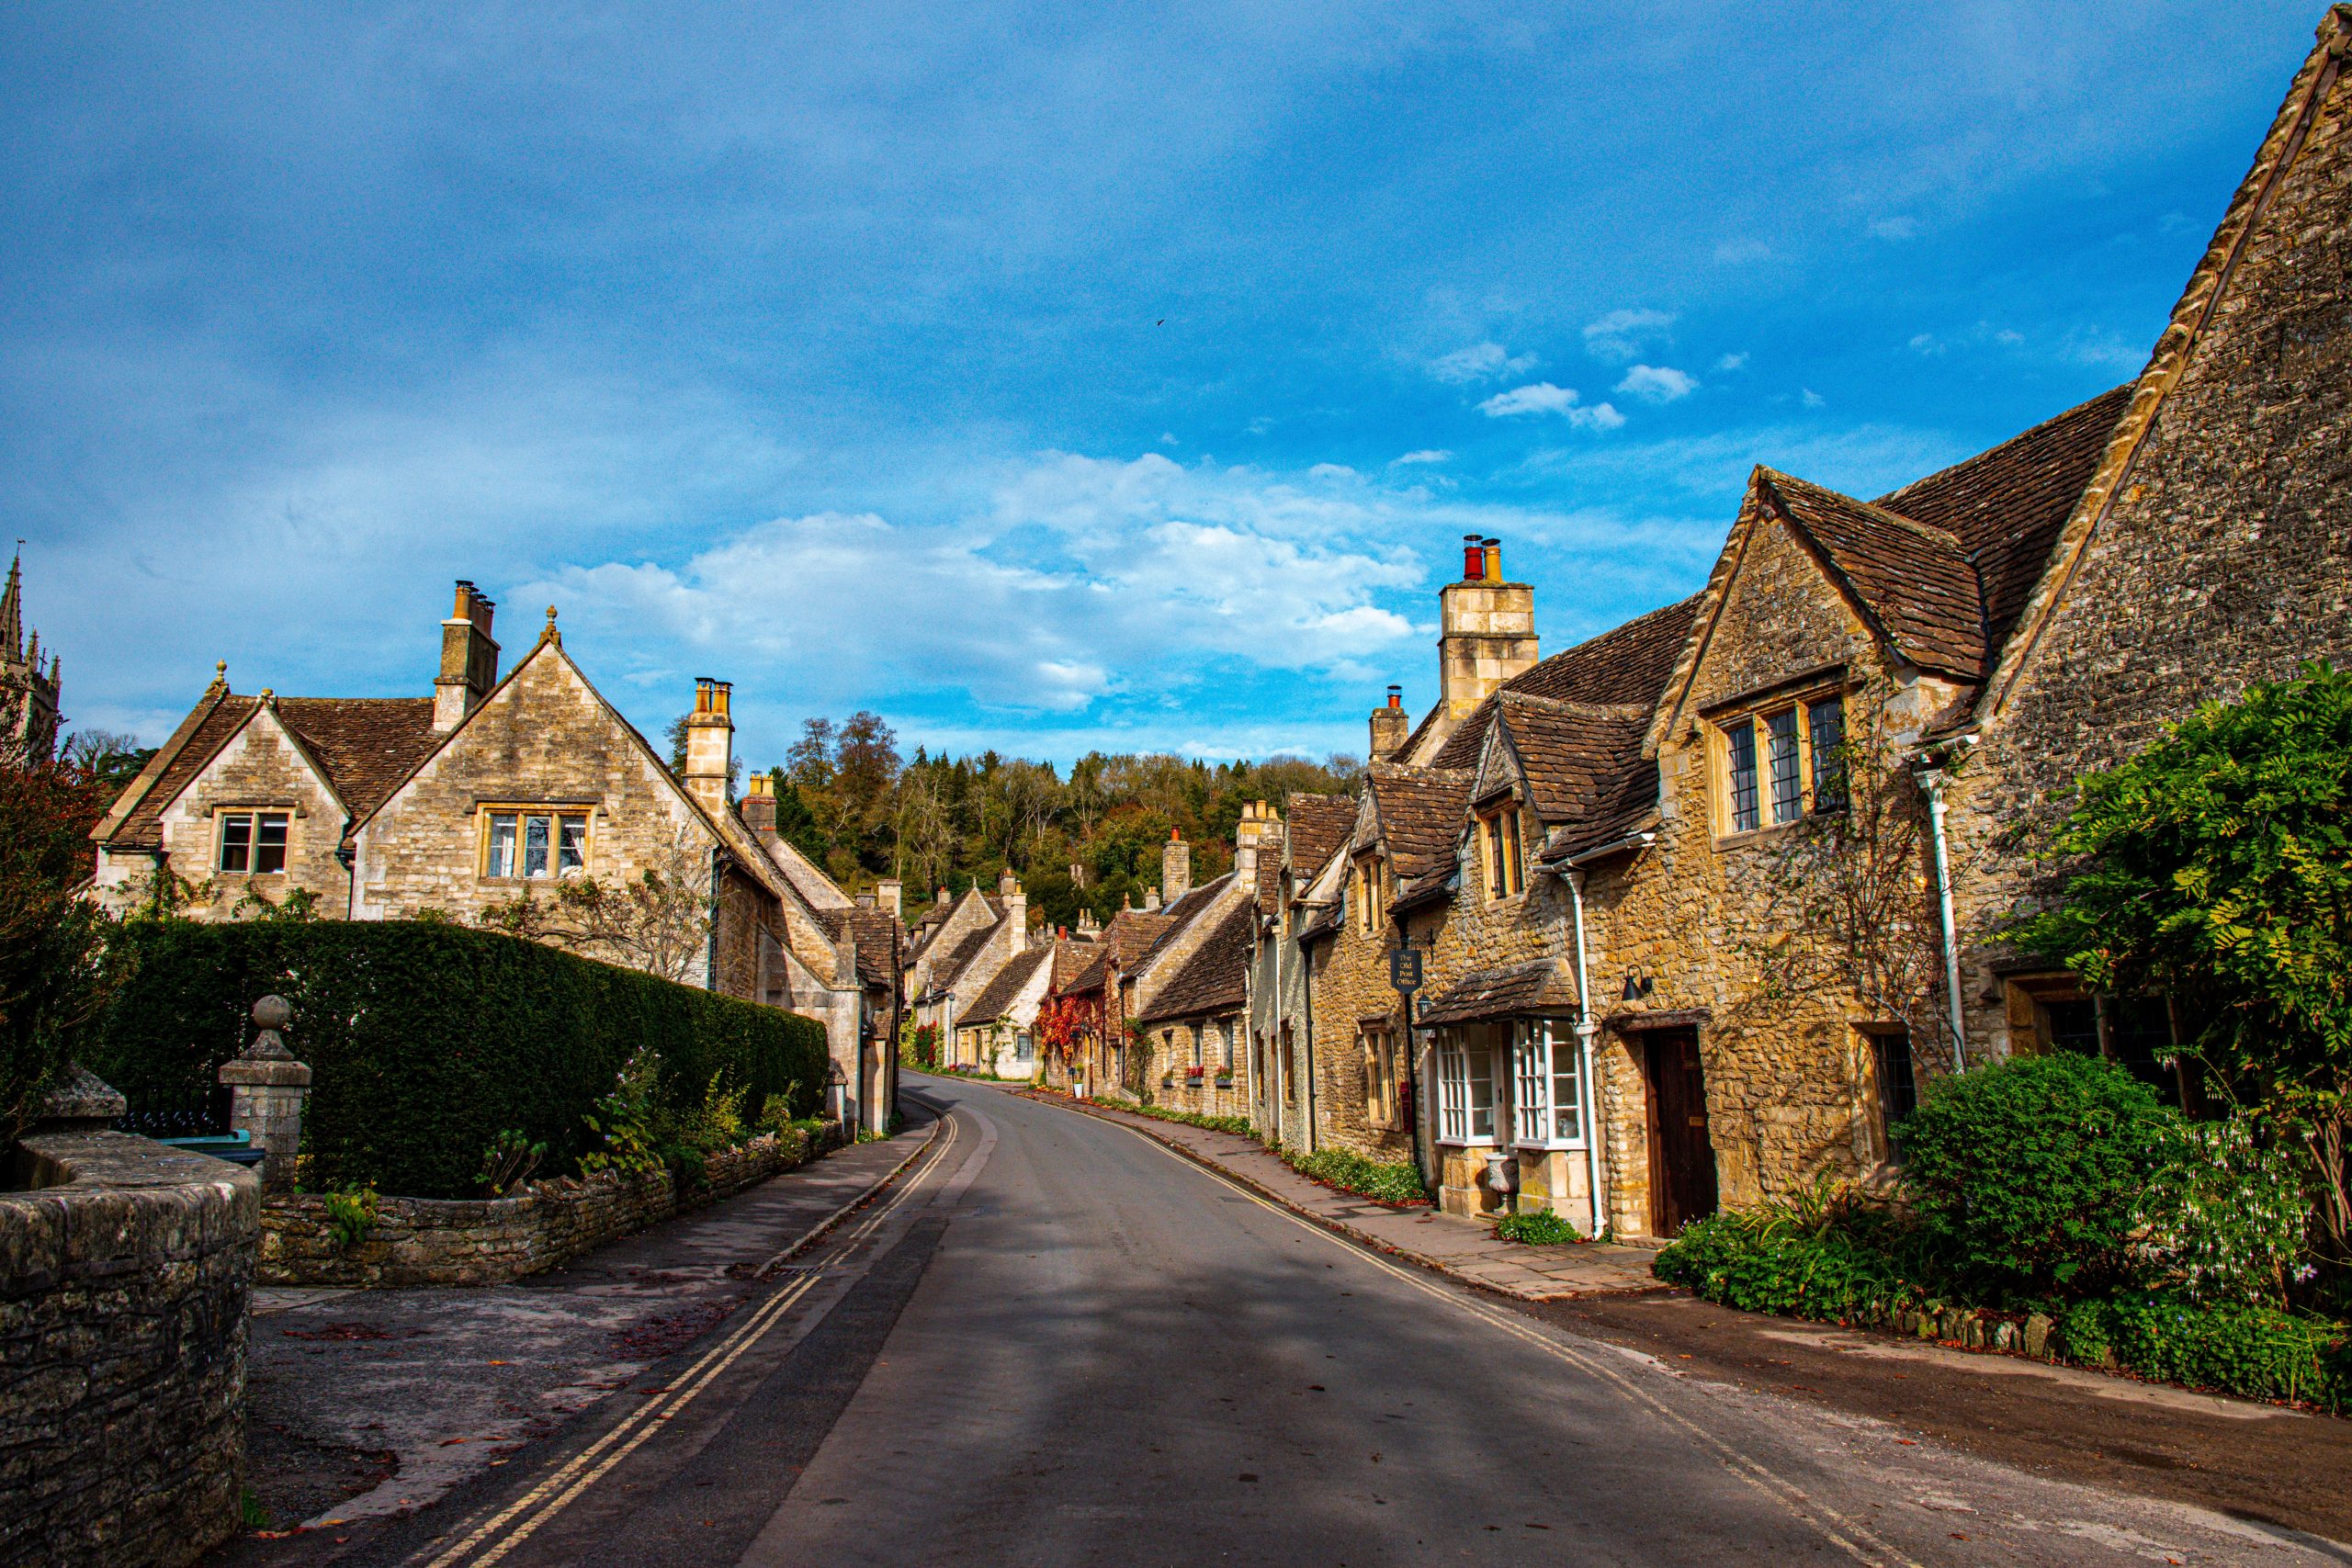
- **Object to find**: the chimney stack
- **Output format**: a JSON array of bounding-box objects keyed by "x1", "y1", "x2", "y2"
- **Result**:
[
  {"x1": 684, "y1": 677, "x2": 735, "y2": 815},
  {"x1": 1144, "y1": 886, "x2": 1161, "y2": 911},
  {"x1": 1160, "y1": 829, "x2": 1191, "y2": 904},
  {"x1": 1369, "y1": 684, "x2": 1408, "y2": 762},
  {"x1": 1437, "y1": 534, "x2": 1537, "y2": 725},
  {"x1": 1234, "y1": 799, "x2": 1282, "y2": 878},
  {"x1": 936, "y1": 884, "x2": 951, "y2": 908},
  {"x1": 876, "y1": 878, "x2": 902, "y2": 919},
  {"x1": 433, "y1": 581, "x2": 501, "y2": 732},
  {"x1": 741, "y1": 773, "x2": 778, "y2": 837},
  {"x1": 998, "y1": 869, "x2": 1026, "y2": 952}
]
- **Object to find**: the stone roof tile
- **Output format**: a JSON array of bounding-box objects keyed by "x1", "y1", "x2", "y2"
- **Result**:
[
  {"x1": 965, "y1": 945, "x2": 1049, "y2": 1025},
  {"x1": 1136, "y1": 898, "x2": 1255, "y2": 1023},
  {"x1": 1759, "y1": 469, "x2": 1989, "y2": 680}
]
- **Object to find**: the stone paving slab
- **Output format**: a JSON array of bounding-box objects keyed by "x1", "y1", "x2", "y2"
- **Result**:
[
  {"x1": 1001, "y1": 1088, "x2": 1663, "y2": 1302},
  {"x1": 232, "y1": 1113, "x2": 942, "y2": 1540}
]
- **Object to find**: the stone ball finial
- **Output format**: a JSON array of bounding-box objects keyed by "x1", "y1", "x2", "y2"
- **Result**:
[{"x1": 252, "y1": 995, "x2": 292, "y2": 1030}]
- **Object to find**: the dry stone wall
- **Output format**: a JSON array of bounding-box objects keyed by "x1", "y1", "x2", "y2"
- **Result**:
[{"x1": 0, "y1": 1132, "x2": 258, "y2": 1568}]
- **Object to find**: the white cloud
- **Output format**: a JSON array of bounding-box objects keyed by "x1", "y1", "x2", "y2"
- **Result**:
[
  {"x1": 1307, "y1": 462, "x2": 1360, "y2": 481},
  {"x1": 1428, "y1": 341, "x2": 1536, "y2": 384},
  {"x1": 1870, "y1": 216, "x2": 1919, "y2": 242},
  {"x1": 1391, "y1": 449, "x2": 1452, "y2": 466},
  {"x1": 1713, "y1": 240, "x2": 1771, "y2": 265},
  {"x1": 1581, "y1": 309, "x2": 1675, "y2": 362},
  {"x1": 1994, "y1": 328, "x2": 2024, "y2": 346},
  {"x1": 1614, "y1": 365, "x2": 1697, "y2": 404},
  {"x1": 1908, "y1": 333, "x2": 1945, "y2": 355},
  {"x1": 1713, "y1": 353, "x2": 1749, "y2": 372},
  {"x1": 1801, "y1": 389, "x2": 1826, "y2": 409},
  {"x1": 1159, "y1": 431, "x2": 1180, "y2": 446},
  {"x1": 1476, "y1": 383, "x2": 1625, "y2": 430}
]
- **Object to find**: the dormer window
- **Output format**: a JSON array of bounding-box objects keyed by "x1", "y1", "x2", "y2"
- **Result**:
[
  {"x1": 1479, "y1": 805, "x2": 1524, "y2": 900},
  {"x1": 1713, "y1": 691, "x2": 1848, "y2": 839},
  {"x1": 1351, "y1": 855, "x2": 1385, "y2": 934}
]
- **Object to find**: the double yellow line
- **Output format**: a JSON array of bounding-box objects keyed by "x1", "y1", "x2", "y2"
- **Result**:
[
  {"x1": 418, "y1": 1114, "x2": 962, "y2": 1567},
  {"x1": 1110, "y1": 1121, "x2": 1925, "y2": 1568}
]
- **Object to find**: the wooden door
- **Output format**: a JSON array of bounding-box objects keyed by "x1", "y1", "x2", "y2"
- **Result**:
[{"x1": 1645, "y1": 1029, "x2": 1719, "y2": 1236}]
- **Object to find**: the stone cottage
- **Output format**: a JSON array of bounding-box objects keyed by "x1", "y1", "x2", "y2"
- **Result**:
[
  {"x1": 90, "y1": 581, "x2": 902, "y2": 1134},
  {"x1": 953, "y1": 942, "x2": 1054, "y2": 1078}
]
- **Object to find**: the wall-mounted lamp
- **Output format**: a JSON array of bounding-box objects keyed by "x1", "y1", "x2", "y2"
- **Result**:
[{"x1": 1620, "y1": 970, "x2": 1655, "y2": 1002}]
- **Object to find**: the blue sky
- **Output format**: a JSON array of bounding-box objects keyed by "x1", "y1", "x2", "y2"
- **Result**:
[{"x1": 1, "y1": 1, "x2": 2321, "y2": 770}]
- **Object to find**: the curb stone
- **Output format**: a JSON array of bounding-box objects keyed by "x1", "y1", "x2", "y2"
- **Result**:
[{"x1": 752, "y1": 1115, "x2": 946, "y2": 1279}]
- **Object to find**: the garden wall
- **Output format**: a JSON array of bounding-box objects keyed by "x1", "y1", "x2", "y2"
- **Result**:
[
  {"x1": 0, "y1": 1130, "x2": 258, "y2": 1568},
  {"x1": 259, "y1": 1122, "x2": 843, "y2": 1287}
]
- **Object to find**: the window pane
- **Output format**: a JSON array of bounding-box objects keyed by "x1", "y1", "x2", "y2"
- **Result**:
[
  {"x1": 523, "y1": 815, "x2": 551, "y2": 877},
  {"x1": 254, "y1": 813, "x2": 288, "y2": 874},
  {"x1": 2109, "y1": 996, "x2": 2179, "y2": 1099},
  {"x1": 1513, "y1": 1022, "x2": 1548, "y2": 1145},
  {"x1": 1727, "y1": 723, "x2": 1759, "y2": 832},
  {"x1": 558, "y1": 815, "x2": 586, "y2": 874},
  {"x1": 1467, "y1": 1046, "x2": 1494, "y2": 1139},
  {"x1": 1809, "y1": 698, "x2": 1848, "y2": 811},
  {"x1": 1488, "y1": 817, "x2": 1507, "y2": 897},
  {"x1": 1551, "y1": 1021, "x2": 1585, "y2": 1144},
  {"x1": 1439, "y1": 1042, "x2": 1467, "y2": 1143},
  {"x1": 1875, "y1": 1033, "x2": 1917, "y2": 1154},
  {"x1": 2044, "y1": 998, "x2": 2100, "y2": 1055},
  {"x1": 1192, "y1": 1024, "x2": 1204, "y2": 1066},
  {"x1": 220, "y1": 814, "x2": 252, "y2": 873},
  {"x1": 487, "y1": 814, "x2": 517, "y2": 877},
  {"x1": 1767, "y1": 709, "x2": 1801, "y2": 824},
  {"x1": 1507, "y1": 810, "x2": 1523, "y2": 894}
]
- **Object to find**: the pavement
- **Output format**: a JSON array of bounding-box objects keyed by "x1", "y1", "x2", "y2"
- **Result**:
[
  {"x1": 227, "y1": 1114, "x2": 942, "y2": 1543},
  {"x1": 1003, "y1": 1084, "x2": 1664, "y2": 1299},
  {"x1": 212, "y1": 1072, "x2": 2352, "y2": 1566}
]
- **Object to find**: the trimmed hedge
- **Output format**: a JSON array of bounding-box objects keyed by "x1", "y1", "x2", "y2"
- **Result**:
[{"x1": 93, "y1": 921, "x2": 829, "y2": 1199}]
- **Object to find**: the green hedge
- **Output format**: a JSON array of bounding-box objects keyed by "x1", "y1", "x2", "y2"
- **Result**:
[{"x1": 93, "y1": 921, "x2": 829, "y2": 1199}]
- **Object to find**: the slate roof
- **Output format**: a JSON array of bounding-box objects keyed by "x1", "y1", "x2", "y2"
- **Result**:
[
  {"x1": 1757, "y1": 469, "x2": 1988, "y2": 681},
  {"x1": 1417, "y1": 959, "x2": 1580, "y2": 1027},
  {"x1": 964, "y1": 945, "x2": 1049, "y2": 1026},
  {"x1": 1136, "y1": 897, "x2": 1255, "y2": 1023},
  {"x1": 1284, "y1": 793, "x2": 1359, "y2": 879},
  {"x1": 1136, "y1": 872, "x2": 1237, "y2": 971},
  {"x1": 1358, "y1": 766, "x2": 1474, "y2": 885},
  {"x1": 812, "y1": 906, "x2": 906, "y2": 987},
  {"x1": 104, "y1": 692, "x2": 440, "y2": 851},
  {"x1": 1431, "y1": 594, "x2": 1701, "y2": 772},
  {"x1": 1050, "y1": 937, "x2": 1100, "y2": 991},
  {"x1": 1872, "y1": 384, "x2": 2130, "y2": 661},
  {"x1": 937, "y1": 922, "x2": 1002, "y2": 987}
]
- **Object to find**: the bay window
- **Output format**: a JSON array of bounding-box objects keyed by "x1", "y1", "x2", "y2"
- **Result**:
[
  {"x1": 1435, "y1": 1031, "x2": 1498, "y2": 1145},
  {"x1": 1509, "y1": 1020, "x2": 1589, "y2": 1149}
]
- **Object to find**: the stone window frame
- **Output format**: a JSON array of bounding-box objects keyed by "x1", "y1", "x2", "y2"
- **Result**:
[
  {"x1": 476, "y1": 803, "x2": 595, "y2": 884},
  {"x1": 214, "y1": 805, "x2": 295, "y2": 876},
  {"x1": 1704, "y1": 680, "x2": 1850, "y2": 843},
  {"x1": 1855, "y1": 1022, "x2": 1917, "y2": 1165},
  {"x1": 1476, "y1": 800, "x2": 1526, "y2": 902},
  {"x1": 1360, "y1": 1019, "x2": 1401, "y2": 1130}
]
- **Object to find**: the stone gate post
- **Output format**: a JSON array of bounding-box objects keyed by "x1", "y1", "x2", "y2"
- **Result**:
[{"x1": 219, "y1": 995, "x2": 312, "y2": 1192}]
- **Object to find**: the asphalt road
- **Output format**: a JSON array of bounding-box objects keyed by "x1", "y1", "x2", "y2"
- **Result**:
[{"x1": 339, "y1": 1076, "x2": 2345, "y2": 1568}]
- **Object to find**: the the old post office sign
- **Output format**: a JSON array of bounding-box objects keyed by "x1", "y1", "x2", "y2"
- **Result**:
[{"x1": 1388, "y1": 946, "x2": 1423, "y2": 995}]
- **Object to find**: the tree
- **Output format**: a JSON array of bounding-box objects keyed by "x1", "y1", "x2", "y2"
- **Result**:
[
  {"x1": 0, "y1": 677, "x2": 123, "y2": 1148},
  {"x1": 478, "y1": 828, "x2": 714, "y2": 984},
  {"x1": 61, "y1": 728, "x2": 154, "y2": 793},
  {"x1": 2014, "y1": 661, "x2": 2352, "y2": 1261}
]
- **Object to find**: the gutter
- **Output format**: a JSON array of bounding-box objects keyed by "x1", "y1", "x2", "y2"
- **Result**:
[{"x1": 1546, "y1": 826, "x2": 1657, "y2": 871}]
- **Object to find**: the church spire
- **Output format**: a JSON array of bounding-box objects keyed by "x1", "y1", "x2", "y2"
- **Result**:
[{"x1": 2, "y1": 545, "x2": 21, "y2": 661}]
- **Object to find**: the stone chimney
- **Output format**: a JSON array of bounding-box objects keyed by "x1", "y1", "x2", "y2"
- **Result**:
[
  {"x1": 1160, "y1": 830, "x2": 1191, "y2": 905},
  {"x1": 877, "y1": 878, "x2": 902, "y2": 919},
  {"x1": 1369, "y1": 684, "x2": 1408, "y2": 762},
  {"x1": 1438, "y1": 535, "x2": 1537, "y2": 723},
  {"x1": 683, "y1": 677, "x2": 734, "y2": 815},
  {"x1": 433, "y1": 581, "x2": 501, "y2": 732},
  {"x1": 999, "y1": 869, "x2": 1026, "y2": 952},
  {"x1": 1234, "y1": 799, "x2": 1283, "y2": 878},
  {"x1": 1069, "y1": 861, "x2": 1086, "y2": 889},
  {"x1": 936, "y1": 885, "x2": 951, "y2": 908},
  {"x1": 1144, "y1": 886, "x2": 1161, "y2": 911},
  {"x1": 741, "y1": 773, "x2": 778, "y2": 837}
]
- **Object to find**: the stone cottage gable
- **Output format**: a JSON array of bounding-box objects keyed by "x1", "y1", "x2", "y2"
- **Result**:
[
  {"x1": 967, "y1": 945, "x2": 1050, "y2": 1028},
  {"x1": 1358, "y1": 764, "x2": 1476, "y2": 902},
  {"x1": 1137, "y1": 897, "x2": 1254, "y2": 1025},
  {"x1": 350, "y1": 636, "x2": 737, "y2": 924},
  {"x1": 1488, "y1": 694, "x2": 1658, "y2": 862},
  {"x1": 1979, "y1": 6, "x2": 2352, "y2": 739}
]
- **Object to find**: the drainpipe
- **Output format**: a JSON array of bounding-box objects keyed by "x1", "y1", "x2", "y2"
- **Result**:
[
  {"x1": 1919, "y1": 767, "x2": 1968, "y2": 1071},
  {"x1": 1298, "y1": 915, "x2": 1317, "y2": 1155},
  {"x1": 706, "y1": 848, "x2": 724, "y2": 993},
  {"x1": 1567, "y1": 870, "x2": 1607, "y2": 1239}
]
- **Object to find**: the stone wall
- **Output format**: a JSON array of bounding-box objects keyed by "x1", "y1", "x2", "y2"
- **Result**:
[
  {"x1": 1, "y1": 1131, "x2": 259, "y2": 1568},
  {"x1": 1950, "y1": 15, "x2": 2352, "y2": 1051},
  {"x1": 1306, "y1": 876, "x2": 1417, "y2": 1164},
  {"x1": 258, "y1": 1124, "x2": 842, "y2": 1288}
]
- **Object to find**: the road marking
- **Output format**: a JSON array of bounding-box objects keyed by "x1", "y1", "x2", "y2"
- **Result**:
[
  {"x1": 416, "y1": 1114, "x2": 963, "y2": 1568},
  {"x1": 1101, "y1": 1115, "x2": 1927, "y2": 1568}
]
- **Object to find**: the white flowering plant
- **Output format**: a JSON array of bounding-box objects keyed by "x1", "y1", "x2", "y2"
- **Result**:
[{"x1": 2134, "y1": 1117, "x2": 2311, "y2": 1307}]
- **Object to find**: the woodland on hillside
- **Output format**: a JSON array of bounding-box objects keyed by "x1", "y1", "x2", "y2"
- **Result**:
[{"x1": 681, "y1": 710, "x2": 1363, "y2": 932}]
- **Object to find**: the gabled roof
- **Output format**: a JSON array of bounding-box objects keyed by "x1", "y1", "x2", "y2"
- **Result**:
[
  {"x1": 1431, "y1": 594, "x2": 1700, "y2": 772},
  {"x1": 1490, "y1": 693, "x2": 1655, "y2": 829},
  {"x1": 1136, "y1": 871, "x2": 1238, "y2": 971},
  {"x1": 1756, "y1": 468, "x2": 1988, "y2": 681},
  {"x1": 1357, "y1": 765, "x2": 1474, "y2": 884},
  {"x1": 1417, "y1": 959, "x2": 1579, "y2": 1027},
  {"x1": 937, "y1": 921, "x2": 1003, "y2": 987},
  {"x1": 1872, "y1": 385, "x2": 2131, "y2": 660},
  {"x1": 1136, "y1": 897, "x2": 1255, "y2": 1023},
  {"x1": 1051, "y1": 937, "x2": 1101, "y2": 991},
  {"x1": 97, "y1": 691, "x2": 441, "y2": 852},
  {"x1": 1284, "y1": 793, "x2": 1359, "y2": 880},
  {"x1": 965, "y1": 945, "x2": 1050, "y2": 1025},
  {"x1": 813, "y1": 906, "x2": 905, "y2": 987}
]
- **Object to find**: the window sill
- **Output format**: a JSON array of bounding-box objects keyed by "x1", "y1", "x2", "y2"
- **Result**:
[
  {"x1": 1710, "y1": 821, "x2": 1803, "y2": 850},
  {"x1": 1435, "y1": 1136, "x2": 1498, "y2": 1149}
]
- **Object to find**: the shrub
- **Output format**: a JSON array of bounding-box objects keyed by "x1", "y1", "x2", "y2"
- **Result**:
[
  {"x1": 1656, "y1": 1203, "x2": 1930, "y2": 1320},
  {"x1": 91, "y1": 920, "x2": 829, "y2": 1198},
  {"x1": 1124, "y1": 1101, "x2": 1257, "y2": 1138},
  {"x1": 323, "y1": 1186, "x2": 379, "y2": 1252},
  {"x1": 2059, "y1": 1296, "x2": 2350, "y2": 1412},
  {"x1": 1496, "y1": 1209, "x2": 1581, "y2": 1246},
  {"x1": 2134, "y1": 1117, "x2": 2311, "y2": 1306},
  {"x1": 0, "y1": 746, "x2": 120, "y2": 1151},
  {"x1": 1287, "y1": 1145, "x2": 1428, "y2": 1206},
  {"x1": 1896, "y1": 1052, "x2": 2172, "y2": 1302}
]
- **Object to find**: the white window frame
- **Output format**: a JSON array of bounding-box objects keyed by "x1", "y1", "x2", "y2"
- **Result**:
[
  {"x1": 1509, "y1": 1018, "x2": 1589, "y2": 1150},
  {"x1": 1434, "y1": 1028, "x2": 1499, "y2": 1147}
]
